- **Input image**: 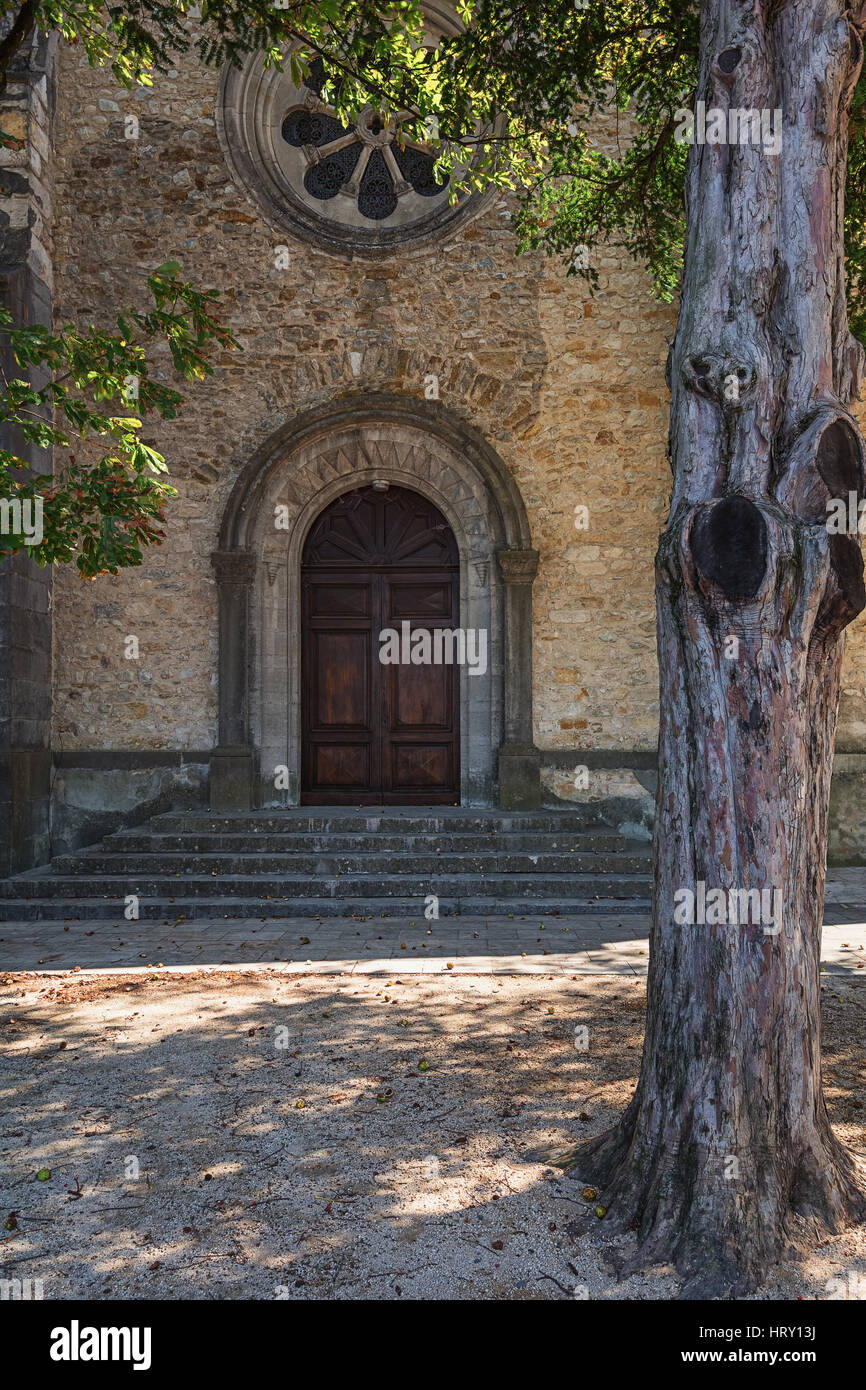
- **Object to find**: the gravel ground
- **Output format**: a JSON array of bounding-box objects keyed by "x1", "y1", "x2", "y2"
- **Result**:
[{"x1": 1, "y1": 967, "x2": 865, "y2": 1301}]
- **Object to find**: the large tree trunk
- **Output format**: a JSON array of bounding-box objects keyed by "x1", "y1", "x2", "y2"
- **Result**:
[{"x1": 565, "y1": 0, "x2": 866, "y2": 1295}]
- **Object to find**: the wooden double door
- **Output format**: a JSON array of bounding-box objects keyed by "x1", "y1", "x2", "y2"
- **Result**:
[{"x1": 301, "y1": 484, "x2": 460, "y2": 804}]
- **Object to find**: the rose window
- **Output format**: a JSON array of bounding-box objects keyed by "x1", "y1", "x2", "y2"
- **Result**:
[
  {"x1": 217, "y1": 6, "x2": 488, "y2": 255},
  {"x1": 281, "y1": 59, "x2": 449, "y2": 223}
]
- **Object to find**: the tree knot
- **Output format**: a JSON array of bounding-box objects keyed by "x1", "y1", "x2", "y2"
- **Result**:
[
  {"x1": 683, "y1": 352, "x2": 756, "y2": 409},
  {"x1": 689, "y1": 496, "x2": 769, "y2": 600}
]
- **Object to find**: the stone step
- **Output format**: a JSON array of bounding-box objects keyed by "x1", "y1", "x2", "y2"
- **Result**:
[
  {"x1": 51, "y1": 850, "x2": 652, "y2": 877},
  {"x1": 100, "y1": 830, "x2": 636, "y2": 854},
  {"x1": 0, "y1": 802, "x2": 655, "y2": 925},
  {"x1": 0, "y1": 871, "x2": 651, "y2": 903},
  {"x1": 149, "y1": 810, "x2": 624, "y2": 834},
  {"x1": 0, "y1": 895, "x2": 653, "y2": 921}
]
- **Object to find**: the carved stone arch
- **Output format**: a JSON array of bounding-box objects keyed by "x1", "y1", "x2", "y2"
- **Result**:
[{"x1": 211, "y1": 394, "x2": 539, "y2": 809}]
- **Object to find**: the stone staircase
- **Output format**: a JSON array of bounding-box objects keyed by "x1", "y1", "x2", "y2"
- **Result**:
[{"x1": 0, "y1": 807, "x2": 654, "y2": 921}]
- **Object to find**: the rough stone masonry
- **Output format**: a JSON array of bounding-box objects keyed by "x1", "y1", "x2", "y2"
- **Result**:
[{"x1": 4, "y1": 29, "x2": 866, "y2": 859}]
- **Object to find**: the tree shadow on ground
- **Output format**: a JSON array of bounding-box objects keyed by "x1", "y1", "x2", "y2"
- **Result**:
[{"x1": 0, "y1": 970, "x2": 863, "y2": 1300}]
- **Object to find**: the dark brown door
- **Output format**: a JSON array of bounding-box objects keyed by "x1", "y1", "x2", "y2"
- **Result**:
[{"x1": 301, "y1": 484, "x2": 460, "y2": 804}]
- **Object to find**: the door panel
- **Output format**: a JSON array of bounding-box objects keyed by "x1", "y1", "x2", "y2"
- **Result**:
[
  {"x1": 301, "y1": 484, "x2": 460, "y2": 804},
  {"x1": 390, "y1": 743, "x2": 452, "y2": 791},
  {"x1": 388, "y1": 581, "x2": 453, "y2": 618},
  {"x1": 313, "y1": 744, "x2": 370, "y2": 789},
  {"x1": 381, "y1": 568, "x2": 459, "y2": 797},
  {"x1": 391, "y1": 661, "x2": 451, "y2": 729},
  {"x1": 308, "y1": 581, "x2": 371, "y2": 618},
  {"x1": 310, "y1": 631, "x2": 370, "y2": 727},
  {"x1": 301, "y1": 573, "x2": 375, "y2": 801}
]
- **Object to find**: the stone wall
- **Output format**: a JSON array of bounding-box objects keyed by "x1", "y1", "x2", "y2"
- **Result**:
[
  {"x1": 48, "y1": 42, "x2": 674, "y2": 753},
  {"x1": 40, "y1": 37, "x2": 866, "y2": 845}
]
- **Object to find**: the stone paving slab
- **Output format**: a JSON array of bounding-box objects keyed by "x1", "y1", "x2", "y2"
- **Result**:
[{"x1": 1, "y1": 904, "x2": 865, "y2": 977}]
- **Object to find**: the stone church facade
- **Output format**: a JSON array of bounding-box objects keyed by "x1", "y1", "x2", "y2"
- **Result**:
[{"x1": 3, "y1": 16, "x2": 866, "y2": 875}]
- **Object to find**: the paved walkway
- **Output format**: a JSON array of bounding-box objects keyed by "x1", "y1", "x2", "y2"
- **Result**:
[{"x1": 2, "y1": 882, "x2": 866, "y2": 977}]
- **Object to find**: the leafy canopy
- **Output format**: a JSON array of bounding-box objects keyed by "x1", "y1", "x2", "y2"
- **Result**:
[
  {"x1": 3, "y1": 0, "x2": 866, "y2": 571},
  {"x1": 0, "y1": 264, "x2": 235, "y2": 574},
  {"x1": 4, "y1": 1, "x2": 703, "y2": 297}
]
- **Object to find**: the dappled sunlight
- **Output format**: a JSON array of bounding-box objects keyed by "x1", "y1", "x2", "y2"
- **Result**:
[{"x1": 1, "y1": 969, "x2": 863, "y2": 1299}]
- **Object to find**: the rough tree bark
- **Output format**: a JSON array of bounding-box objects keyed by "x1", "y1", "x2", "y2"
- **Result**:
[{"x1": 564, "y1": 0, "x2": 866, "y2": 1296}]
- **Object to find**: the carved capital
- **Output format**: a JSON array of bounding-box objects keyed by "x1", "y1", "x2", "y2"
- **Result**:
[
  {"x1": 211, "y1": 550, "x2": 257, "y2": 585},
  {"x1": 497, "y1": 548, "x2": 539, "y2": 585}
]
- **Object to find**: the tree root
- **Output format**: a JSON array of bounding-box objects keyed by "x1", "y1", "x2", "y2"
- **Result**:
[{"x1": 549, "y1": 1116, "x2": 866, "y2": 1299}]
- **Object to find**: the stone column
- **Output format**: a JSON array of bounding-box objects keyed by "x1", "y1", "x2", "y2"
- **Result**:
[
  {"x1": 496, "y1": 548, "x2": 541, "y2": 809},
  {"x1": 0, "y1": 28, "x2": 56, "y2": 875},
  {"x1": 210, "y1": 550, "x2": 257, "y2": 810}
]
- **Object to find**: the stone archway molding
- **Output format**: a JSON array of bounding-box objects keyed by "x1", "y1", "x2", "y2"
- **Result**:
[{"x1": 211, "y1": 393, "x2": 540, "y2": 810}]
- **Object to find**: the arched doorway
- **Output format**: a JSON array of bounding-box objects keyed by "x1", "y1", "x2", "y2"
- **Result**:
[
  {"x1": 301, "y1": 483, "x2": 460, "y2": 804},
  {"x1": 211, "y1": 394, "x2": 540, "y2": 810}
]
